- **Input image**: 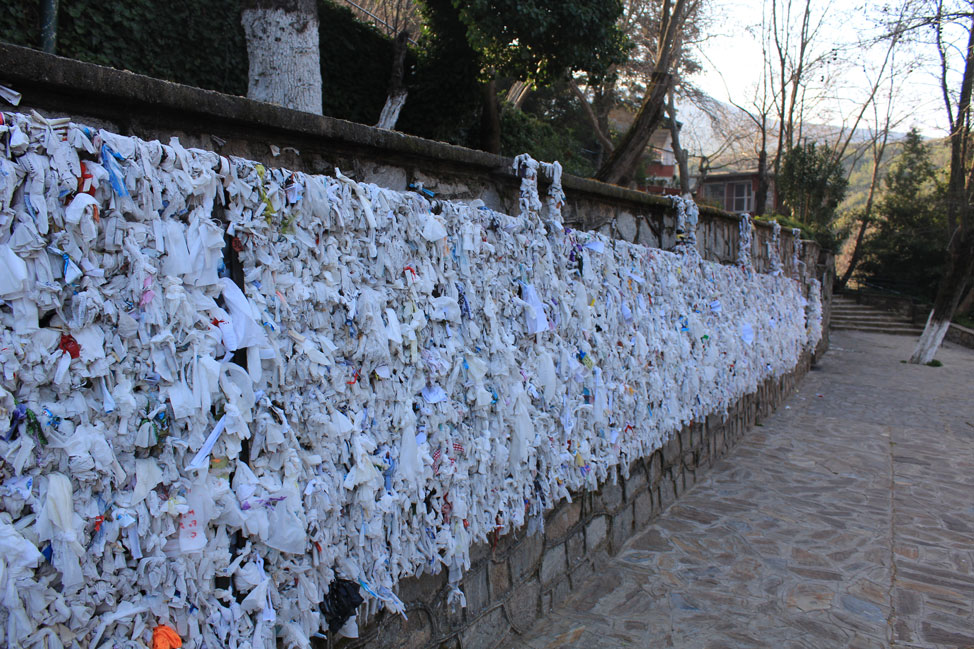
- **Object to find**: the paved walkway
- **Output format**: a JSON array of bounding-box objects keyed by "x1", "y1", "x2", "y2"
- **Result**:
[{"x1": 506, "y1": 331, "x2": 974, "y2": 649}]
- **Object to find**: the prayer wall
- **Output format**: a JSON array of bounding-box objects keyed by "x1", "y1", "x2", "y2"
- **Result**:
[
  {"x1": 0, "y1": 43, "x2": 832, "y2": 649},
  {"x1": 1, "y1": 110, "x2": 821, "y2": 649}
]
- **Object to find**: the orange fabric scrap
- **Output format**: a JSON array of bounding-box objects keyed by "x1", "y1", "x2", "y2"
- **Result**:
[{"x1": 152, "y1": 625, "x2": 182, "y2": 649}]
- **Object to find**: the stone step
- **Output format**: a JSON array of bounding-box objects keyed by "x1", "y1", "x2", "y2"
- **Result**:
[
  {"x1": 830, "y1": 312, "x2": 909, "y2": 321},
  {"x1": 832, "y1": 304, "x2": 908, "y2": 313},
  {"x1": 830, "y1": 323, "x2": 923, "y2": 335},
  {"x1": 830, "y1": 317, "x2": 914, "y2": 328},
  {"x1": 830, "y1": 296, "x2": 922, "y2": 334}
]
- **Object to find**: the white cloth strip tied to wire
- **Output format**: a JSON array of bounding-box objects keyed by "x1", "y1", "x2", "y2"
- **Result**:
[
  {"x1": 737, "y1": 213, "x2": 753, "y2": 271},
  {"x1": 513, "y1": 153, "x2": 542, "y2": 218},
  {"x1": 540, "y1": 160, "x2": 566, "y2": 224},
  {"x1": 0, "y1": 109, "x2": 821, "y2": 649},
  {"x1": 806, "y1": 279, "x2": 824, "y2": 350},
  {"x1": 670, "y1": 195, "x2": 700, "y2": 258},
  {"x1": 791, "y1": 228, "x2": 804, "y2": 277},
  {"x1": 766, "y1": 219, "x2": 784, "y2": 276}
]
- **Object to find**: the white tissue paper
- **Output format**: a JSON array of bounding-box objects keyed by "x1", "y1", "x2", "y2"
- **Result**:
[{"x1": 0, "y1": 111, "x2": 822, "y2": 648}]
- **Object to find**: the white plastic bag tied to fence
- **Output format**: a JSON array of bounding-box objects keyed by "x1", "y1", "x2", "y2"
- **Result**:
[
  {"x1": 806, "y1": 279, "x2": 823, "y2": 350},
  {"x1": 791, "y1": 228, "x2": 804, "y2": 276},
  {"x1": 766, "y1": 219, "x2": 784, "y2": 276},
  {"x1": 670, "y1": 195, "x2": 699, "y2": 258},
  {"x1": 737, "y1": 213, "x2": 753, "y2": 271},
  {"x1": 0, "y1": 112, "x2": 821, "y2": 649}
]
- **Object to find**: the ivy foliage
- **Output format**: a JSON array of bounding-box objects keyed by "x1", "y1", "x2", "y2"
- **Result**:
[
  {"x1": 0, "y1": 1, "x2": 607, "y2": 157},
  {"x1": 1, "y1": 0, "x2": 250, "y2": 95},
  {"x1": 0, "y1": 0, "x2": 39, "y2": 48},
  {"x1": 0, "y1": 1, "x2": 428, "y2": 128}
]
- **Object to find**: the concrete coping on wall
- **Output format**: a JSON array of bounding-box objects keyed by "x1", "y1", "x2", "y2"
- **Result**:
[{"x1": 1, "y1": 41, "x2": 788, "y2": 235}]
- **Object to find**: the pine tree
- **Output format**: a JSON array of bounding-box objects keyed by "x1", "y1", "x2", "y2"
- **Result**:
[{"x1": 858, "y1": 128, "x2": 947, "y2": 300}]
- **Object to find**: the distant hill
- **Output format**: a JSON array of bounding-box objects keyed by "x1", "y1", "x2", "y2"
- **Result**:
[{"x1": 839, "y1": 134, "x2": 950, "y2": 216}]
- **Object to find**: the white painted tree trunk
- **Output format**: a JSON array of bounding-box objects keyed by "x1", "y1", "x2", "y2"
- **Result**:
[
  {"x1": 376, "y1": 91, "x2": 408, "y2": 130},
  {"x1": 242, "y1": 5, "x2": 322, "y2": 115},
  {"x1": 909, "y1": 311, "x2": 951, "y2": 364}
]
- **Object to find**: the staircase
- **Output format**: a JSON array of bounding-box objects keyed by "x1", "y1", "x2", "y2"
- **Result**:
[{"x1": 830, "y1": 294, "x2": 925, "y2": 336}]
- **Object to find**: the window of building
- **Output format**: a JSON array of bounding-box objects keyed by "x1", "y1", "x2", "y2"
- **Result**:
[
  {"x1": 732, "y1": 182, "x2": 752, "y2": 212},
  {"x1": 704, "y1": 183, "x2": 725, "y2": 205}
]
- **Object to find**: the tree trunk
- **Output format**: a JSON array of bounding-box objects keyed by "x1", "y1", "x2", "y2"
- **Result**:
[
  {"x1": 571, "y1": 80, "x2": 615, "y2": 157},
  {"x1": 479, "y1": 77, "x2": 501, "y2": 154},
  {"x1": 376, "y1": 30, "x2": 410, "y2": 130},
  {"x1": 241, "y1": 0, "x2": 322, "y2": 115},
  {"x1": 836, "y1": 133, "x2": 888, "y2": 291},
  {"x1": 910, "y1": 12, "x2": 974, "y2": 364},
  {"x1": 755, "y1": 147, "x2": 768, "y2": 215},
  {"x1": 506, "y1": 80, "x2": 531, "y2": 109},
  {"x1": 595, "y1": 71, "x2": 671, "y2": 185},
  {"x1": 596, "y1": 0, "x2": 686, "y2": 186},
  {"x1": 910, "y1": 230, "x2": 974, "y2": 363},
  {"x1": 665, "y1": 91, "x2": 689, "y2": 193},
  {"x1": 957, "y1": 284, "x2": 974, "y2": 315},
  {"x1": 838, "y1": 214, "x2": 871, "y2": 292}
]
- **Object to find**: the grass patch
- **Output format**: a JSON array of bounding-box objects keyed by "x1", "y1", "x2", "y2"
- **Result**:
[{"x1": 953, "y1": 313, "x2": 974, "y2": 329}]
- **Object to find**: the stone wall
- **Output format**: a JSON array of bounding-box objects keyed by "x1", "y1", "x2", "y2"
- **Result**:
[
  {"x1": 0, "y1": 42, "x2": 827, "y2": 287},
  {"x1": 352, "y1": 351, "x2": 814, "y2": 649},
  {"x1": 946, "y1": 323, "x2": 974, "y2": 349},
  {"x1": 0, "y1": 42, "x2": 833, "y2": 649}
]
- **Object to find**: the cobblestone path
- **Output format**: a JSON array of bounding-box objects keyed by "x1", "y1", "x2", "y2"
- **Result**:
[{"x1": 505, "y1": 331, "x2": 974, "y2": 649}]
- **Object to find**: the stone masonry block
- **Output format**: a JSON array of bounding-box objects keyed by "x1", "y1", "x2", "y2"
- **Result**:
[
  {"x1": 633, "y1": 489, "x2": 654, "y2": 529},
  {"x1": 567, "y1": 530, "x2": 585, "y2": 566},
  {"x1": 374, "y1": 607, "x2": 433, "y2": 649},
  {"x1": 396, "y1": 568, "x2": 447, "y2": 605},
  {"x1": 506, "y1": 579, "x2": 541, "y2": 632},
  {"x1": 599, "y1": 482, "x2": 624, "y2": 513},
  {"x1": 544, "y1": 575, "x2": 571, "y2": 612},
  {"x1": 430, "y1": 592, "x2": 465, "y2": 638},
  {"x1": 586, "y1": 515, "x2": 608, "y2": 549},
  {"x1": 489, "y1": 559, "x2": 511, "y2": 599},
  {"x1": 509, "y1": 534, "x2": 542, "y2": 582},
  {"x1": 662, "y1": 436, "x2": 681, "y2": 468},
  {"x1": 625, "y1": 461, "x2": 648, "y2": 495},
  {"x1": 706, "y1": 412, "x2": 722, "y2": 431},
  {"x1": 469, "y1": 539, "x2": 491, "y2": 566},
  {"x1": 570, "y1": 558, "x2": 595, "y2": 589},
  {"x1": 461, "y1": 606, "x2": 506, "y2": 649},
  {"x1": 545, "y1": 500, "x2": 581, "y2": 540},
  {"x1": 540, "y1": 543, "x2": 567, "y2": 586},
  {"x1": 363, "y1": 164, "x2": 407, "y2": 191},
  {"x1": 673, "y1": 466, "x2": 686, "y2": 497},
  {"x1": 610, "y1": 505, "x2": 634, "y2": 554},
  {"x1": 615, "y1": 212, "x2": 637, "y2": 241},
  {"x1": 660, "y1": 477, "x2": 677, "y2": 511},
  {"x1": 647, "y1": 451, "x2": 662, "y2": 485},
  {"x1": 463, "y1": 565, "x2": 490, "y2": 615}
]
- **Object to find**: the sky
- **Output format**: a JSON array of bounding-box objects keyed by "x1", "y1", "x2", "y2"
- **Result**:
[{"x1": 688, "y1": 0, "x2": 960, "y2": 143}]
